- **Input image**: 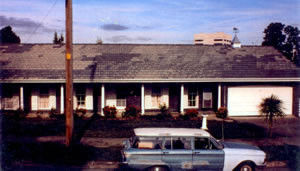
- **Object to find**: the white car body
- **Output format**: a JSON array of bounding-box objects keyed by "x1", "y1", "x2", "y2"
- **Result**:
[{"x1": 122, "y1": 128, "x2": 266, "y2": 171}]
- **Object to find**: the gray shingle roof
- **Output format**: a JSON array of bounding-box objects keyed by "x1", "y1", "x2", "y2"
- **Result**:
[{"x1": 0, "y1": 44, "x2": 299, "y2": 82}]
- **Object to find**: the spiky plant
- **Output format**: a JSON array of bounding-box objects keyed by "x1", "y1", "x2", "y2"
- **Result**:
[{"x1": 259, "y1": 94, "x2": 285, "y2": 137}]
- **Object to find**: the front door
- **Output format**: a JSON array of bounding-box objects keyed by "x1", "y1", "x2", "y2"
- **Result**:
[
  {"x1": 162, "y1": 137, "x2": 193, "y2": 170},
  {"x1": 169, "y1": 85, "x2": 180, "y2": 112},
  {"x1": 192, "y1": 137, "x2": 224, "y2": 170}
]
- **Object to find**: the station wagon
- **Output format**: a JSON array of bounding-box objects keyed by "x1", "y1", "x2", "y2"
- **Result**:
[{"x1": 122, "y1": 128, "x2": 266, "y2": 171}]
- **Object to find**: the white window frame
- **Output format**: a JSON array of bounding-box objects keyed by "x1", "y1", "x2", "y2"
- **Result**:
[
  {"x1": 39, "y1": 87, "x2": 49, "y2": 110},
  {"x1": 188, "y1": 87, "x2": 197, "y2": 107},
  {"x1": 202, "y1": 88, "x2": 213, "y2": 109},
  {"x1": 3, "y1": 88, "x2": 14, "y2": 110},
  {"x1": 116, "y1": 92, "x2": 126, "y2": 107},
  {"x1": 76, "y1": 87, "x2": 86, "y2": 109},
  {"x1": 151, "y1": 86, "x2": 162, "y2": 108}
]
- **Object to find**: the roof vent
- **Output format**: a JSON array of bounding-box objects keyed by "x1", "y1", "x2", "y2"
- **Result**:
[{"x1": 232, "y1": 27, "x2": 241, "y2": 48}]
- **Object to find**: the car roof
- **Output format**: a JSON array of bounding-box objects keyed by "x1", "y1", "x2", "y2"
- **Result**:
[{"x1": 134, "y1": 128, "x2": 211, "y2": 137}]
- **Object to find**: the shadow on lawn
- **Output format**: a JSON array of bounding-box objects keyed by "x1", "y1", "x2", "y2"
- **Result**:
[
  {"x1": 260, "y1": 144, "x2": 300, "y2": 170},
  {"x1": 208, "y1": 120, "x2": 268, "y2": 139},
  {"x1": 1, "y1": 141, "x2": 122, "y2": 169}
]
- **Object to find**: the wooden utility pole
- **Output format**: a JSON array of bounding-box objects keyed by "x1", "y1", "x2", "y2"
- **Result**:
[{"x1": 65, "y1": 0, "x2": 73, "y2": 147}]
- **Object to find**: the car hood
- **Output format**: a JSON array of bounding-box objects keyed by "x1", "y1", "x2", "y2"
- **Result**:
[{"x1": 222, "y1": 141, "x2": 260, "y2": 151}]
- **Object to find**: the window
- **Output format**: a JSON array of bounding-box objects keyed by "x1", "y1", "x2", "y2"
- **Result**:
[
  {"x1": 132, "y1": 137, "x2": 163, "y2": 149},
  {"x1": 214, "y1": 43, "x2": 223, "y2": 45},
  {"x1": 214, "y1": 39, "x2": 223, "y2": 41},
  {"x1": 194, "y1": 137, "x2": 217, "y2": 150},
  {"x1": 76, "y1": 87, "x2": 85, "y2": 108},
  {"x1": 164, "y1": 137, "x2": 191, "y2": 150},
  {"x1": 202, "y1": 88, "x2": 212, "y2": 109},
  {"x1": 188, "y1": 87, "x2": 197, "y2": 107},
  {"x1": 3, "y1": 89, "x2": 14, "y2": 109},
  {"x1": 39, "y1": 88, "x2": 49, "y2": 109},
  {"x1": 195, "y1": 39, "x2": 203, "y2": 42},
  {"x1": 117, "y1": 91, "x2": 126, "y2": 107},
  {"x1": 152, "y1": 86, "x2": 161, "y2": 108}
]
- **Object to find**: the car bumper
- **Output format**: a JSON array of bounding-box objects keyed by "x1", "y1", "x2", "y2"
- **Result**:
[{"x1": 257, "y1": 164, "x2": 266, "y2": 169}]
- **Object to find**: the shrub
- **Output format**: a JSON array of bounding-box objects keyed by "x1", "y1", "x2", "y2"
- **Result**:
[
  {"x1": 103, "y1": 106, "x2": 117, "y2": 118},
  {"x1": 49, "y1": 107, "x2": 57, "y2": 116},
  {"x1": 123, "y1": 105, "x2": 141, "y2": 118},
  {"x1": 185, "y1": 109, "x2": 198, "y2": 117},
  {"x1": 75, "y1": 108, "x2": 87, "y2": 114},
  {"x1": 12, "y1": 108, "x2": 26, "y2": 120},
  {"x1": 179, "y1": 109, "x2": 198, "y2": 120},
  {"x1": 216, "y1": 107, "x2": 228, "y2": 119},
  {"x1": 159, "y1": 103, "x2": 169, "y2": 115},
  {"x1": 156, "y1": 103, "x2": 172, "y2": 120},
  {"x1": 74, "y1": 108, "x2": 87, "y2": 118}
]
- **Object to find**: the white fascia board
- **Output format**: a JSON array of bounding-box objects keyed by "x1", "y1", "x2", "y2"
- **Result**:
[{"x1": 1, "y1": 77, "x2": 300, "y2": 83}]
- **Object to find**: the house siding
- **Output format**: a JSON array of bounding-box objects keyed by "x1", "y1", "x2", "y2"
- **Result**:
[
  {"x1": 31, "y1": 88, "x2": 38, "y2": 110},
  {"x1": 162, "y1": 86, "x2": 169, "y2": 107},
  {"x1": 49, "y1": 88, "x2": 56, "y2": 109},
  {"x1": 86, "y1": 87, "x2": 93, "y2": 110},
  {"x1": 106, "y1": 86, "x2": 116, "y2": 107},
  {"x1": 144, "y1": 85, "x2": 152, "y2": 109}
]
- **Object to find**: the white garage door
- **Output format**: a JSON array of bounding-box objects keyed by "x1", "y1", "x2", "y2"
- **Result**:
[{"x1": 228, "y1": 86, "x2": 293, "y2": 116}]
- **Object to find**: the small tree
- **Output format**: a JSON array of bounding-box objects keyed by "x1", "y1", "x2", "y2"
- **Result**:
[
  {"x1": 0, "y1": 26, "x2": 21, "y2": 44},
  {"x1": 53, "y1": 31, "x2": 59, "y2": 44},
  {"x1": 59, "y1": 33, "x2": 64, "y2": 44},
  {"x1": 53, "y1": 32, "x2": 64, "y2": 44},
  {"x1": 216, "y1": 107, "x2": 228, "y2": 141},
  {"x1": 259, "y1": 94, "x2": 285, "y2": 137}
]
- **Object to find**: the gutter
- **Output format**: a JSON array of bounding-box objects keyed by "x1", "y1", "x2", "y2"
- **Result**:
[{"x1": 1, "y1": 78, "x2": 300, "y2": 83}]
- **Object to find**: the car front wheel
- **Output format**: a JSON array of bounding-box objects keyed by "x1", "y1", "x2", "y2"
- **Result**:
[
  {"x1": 147, "y1": 166, "x2": 168, "y2": 171},
  {"x1": 236, "y1": 163, "x2": 255, "y2": 171}
]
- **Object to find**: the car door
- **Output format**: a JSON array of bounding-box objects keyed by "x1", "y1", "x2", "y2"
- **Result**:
[
  {"x1": 162, "y1": 136, "x2": 193, "y2": 170},
  {"x1": 192, "y1": 137, "x2": 224, "y2": 170},
  {"x1": 128, "y1": 136, "x2": 164, "y2": 169}
]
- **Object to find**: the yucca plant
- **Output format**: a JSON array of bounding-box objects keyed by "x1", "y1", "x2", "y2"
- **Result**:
[{"x1": 259, "y1": 94, "x2": 285, "y2": 137}]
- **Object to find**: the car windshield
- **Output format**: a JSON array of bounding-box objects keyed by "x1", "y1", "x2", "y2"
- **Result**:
[{"x1": 210, "y1": 136, "x2": 224, "y2": 149}]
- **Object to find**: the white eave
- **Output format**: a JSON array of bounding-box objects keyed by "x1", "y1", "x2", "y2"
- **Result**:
[{"x1": 1, "y1": 77, "x2": 300, "y2": 83}]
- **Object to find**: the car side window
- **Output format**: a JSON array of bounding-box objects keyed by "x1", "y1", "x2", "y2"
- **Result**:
[
  {"x1": 132, "y1": 137, "x2": 163, "y2": 149},
  {"x1": 194, "y1": 137, "x2": 217, "y2": 150},
  {"x1": 164, "y1": 137, "x2": 191, "y2": 150}
]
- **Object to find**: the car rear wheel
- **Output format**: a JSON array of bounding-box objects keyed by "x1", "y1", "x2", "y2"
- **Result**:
[
  {"x1": 147, "y1": 166, "x2": 168, "y2": 171},
  {"x1": 237, "y1": 163, "x2": 255, "y2": 171}
]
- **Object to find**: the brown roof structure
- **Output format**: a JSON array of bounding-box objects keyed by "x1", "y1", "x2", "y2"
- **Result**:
[{"x1": 0, "y1": 44, "x2": 299, "y2": 83}]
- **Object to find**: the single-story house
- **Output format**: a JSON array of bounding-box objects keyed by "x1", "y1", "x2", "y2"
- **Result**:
[{"x1": 0, "y1": 43, "x2": 299, "y2": 116}]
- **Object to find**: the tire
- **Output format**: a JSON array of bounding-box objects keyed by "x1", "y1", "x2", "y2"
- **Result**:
[
  {"x1": 236, "y1": 162, "x2": 255, "y2": 171},
  {"x1": 147, "y1": 166, "x2": 168, "y2": 171}
]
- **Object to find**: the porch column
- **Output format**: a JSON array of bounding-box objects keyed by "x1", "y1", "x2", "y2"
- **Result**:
[
  {"x1": 218, "y1": 83, "x2": 221, "y2": 109},
  {"x1": 60, "y1": 84, "x2": 64, "y2": 114},
  {"x1": 20, "y1": 85, "x2": 24, "y2": 110},
  {"x1": 180, "y1": 84, "x2": 184, "y2": 114},
  {"x1": 101, "y1": 84, "x2": 105, "y2": 116},
  {"x1": 141, "y1": 84, "x2": 145, "y2": 115}
]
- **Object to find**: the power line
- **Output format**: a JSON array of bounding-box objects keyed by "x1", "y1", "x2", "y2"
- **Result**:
[{"x1": 25, "y1": 0, "x2": 58, "y2": 43}]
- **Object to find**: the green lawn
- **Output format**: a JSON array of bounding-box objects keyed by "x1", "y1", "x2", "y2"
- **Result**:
[{"x1": 1, "y1": 114, "x2": 300, "y2": 169}]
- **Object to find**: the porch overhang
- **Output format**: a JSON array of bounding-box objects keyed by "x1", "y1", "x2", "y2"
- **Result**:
[{"x1": 1, "y1": 77, "x2": 300, "y2": 83}]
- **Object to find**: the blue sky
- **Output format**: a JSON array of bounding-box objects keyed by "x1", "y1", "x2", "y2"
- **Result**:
[{"x1": 1, "y1": 0, "x2": 299, "y2": 44}]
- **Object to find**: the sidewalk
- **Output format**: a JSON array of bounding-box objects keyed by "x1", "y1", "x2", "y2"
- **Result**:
[{"x1": 3, "y1": 135, "x2": 293, "y2": 169}]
